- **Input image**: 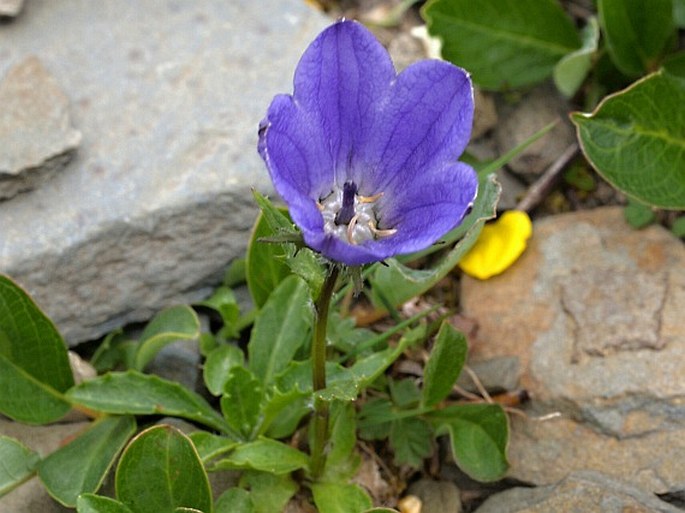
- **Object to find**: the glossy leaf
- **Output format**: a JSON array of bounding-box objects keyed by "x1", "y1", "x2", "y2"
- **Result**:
[
  {"x1": 203, "y1": 343, "x2": 245, "y2": 396},
  {"x1": 599, "y1": 0, "x2": 675, "y2": 77},
  {"x1": 311, "y1": 483, "x2": 372, "y2": 513},
  {"x1": 39, "y1": 416, "x2": 136, "y2": 507},
  {"x1": 116, "y1": 425, "x2": 212, "y2": 513},
  {"x1": 0, "y1": 275, "x2": 73, "y2": 423},
  {"x1": 67, "y1": 370, "x2": 233, "y2": 435},
  {"x1": 220, "y1": 367, "x2": 263, "y2": 439},
  {"x1": 571, "y1": 71, "x2": 685, "y2": 209},
  {"x1": 134, "y1": 305, "x2": 201, "y2": 371},
  {"x1": 246, "y1": 196, "x2": 293, "y2": 308},
  {"x1": 77, "y1": 494, "x2": 134, "y2": 513},
  {"x1": 431, "y1": 404, "x2": 509, "y2": 482},
  {"x1": 0, "y1": 435, "x2": 40, "y2": 497},
  {"x1": 247, "y1": 275, "x2": 312, "y2": 385},
  {"x1": 215, "y1": 488, "x2": 254, "y2": 513},
  {"x1": 212, "y1": 438, "x2": 309, "y2": 475},
  {"x1": 239, "y1": 471, "x2": 296, "y2": 513},
  {"x1": 423, "y1": 0, "x2": 580, "y2": 90},
  {"x1": 389, "y1": 417, "x2": 433, "y2": 468},
  {"x1": 422, "y1": 322, "x2": 468, "y2": 408},
  {"x1": 369, "y1": 175, "x2": 500, "y2": 310},
  {"x1": 554, "y1": 17, "x2": 600, "y2": 98}
]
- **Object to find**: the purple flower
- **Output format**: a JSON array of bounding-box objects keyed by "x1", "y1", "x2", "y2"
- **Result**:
[{"x1": 258, "y1": 20, "x2": 477, "y2": 266}]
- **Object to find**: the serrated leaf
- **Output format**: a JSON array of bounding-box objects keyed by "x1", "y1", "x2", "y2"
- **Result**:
[
  {"x1": 311, "y1": 483, "x2": 372, "y2": 513},
  {"x1": 188, "y1": 432, "x2": 238, "y2": 464},
  {"x1": 357, "y1": 398, "x2": 394, "y2": 441},
  {"x1": 389, "y1": 417, "x2": 433, "y2": 468},
  {"x1": 369, "y1": 175, "x2": 500, "y2": 309},
  {"x1": 212, "y1": 438, "x2": 309, "y2": 475},
  {"x1": 246, "y1": 196, "x2": 293, "y2": 308},
  {"x1": 239, "y1": 471, "x2": 296, "y2": 513},
  {"x1": 39, "y1": 416, "x2": 136, "y2": 507},
  {"x1": 0, "y1": 275, "x2": 73, "y2": 423},
  {"x1": 67, "y1": 371, "x2": 234, "y2": 436},
  {"x1": 422, "y1": 322, "x2": 468, "y2": 408},
  {"x1": 0, "y1": 435, "x2": 40, "y2": 497},
  {"x1": 248, "y1": 275, "x2": 312, "y2": 385},
  {"x1": 571, "y1": 71, "x2": 685, "y2": 209},
  {"x1": 77, "y1": 494, "x2": 134, "y2": 513},
  {"x1": 215, "y1": 488, "x2": 254, "y2": 513},
  {"x1": 431, "y1": 404, "x2": 509, "y2": 482},
  {"x1": 554, "y1": 17, "x2": 600, "y2": 98},
  {"x1": 389, "y1": 378, "x2": 421, "y2": 408},
  {"x1": 134, "y1": 305, "x2": 200, "y2": 371},
  {"x1": 116, "y1": 425, "x2": 212, "y2": 513},
  {"x1": 220, "y1": 367, "x2": 263, "y2": 439},
  {"x1": 203, "y1": 344, "x2": 245, "y2": 396},
  {"x1": 423, "y1": 0, "x2": 580, "y2": 90},
  {"x1": 599, "y1": 0, "x2": 676, "y2": 77}
]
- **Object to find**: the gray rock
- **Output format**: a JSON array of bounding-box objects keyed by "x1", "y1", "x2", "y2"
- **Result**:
[
  {"x1": 456, "y1": 356, "x2": 520, "y2": 394},
  {"x1": 407, "y1": 478, "x2": 462, "y2": 513},
  {"x1": 461, "y1": 207, "x2": 685, "y2": 493},
  {"x1": 0, "y1": 56, "x2": 81, "y2": 199},
  {"x1": 474, "y1": 471, "x2": 682, "y2": 513},
  {"x1": 0, "y1": 0, "x2": 23, "y2": 17},
  {"x1": 0, "y1": 0, "x2": 329, "y2": 345},
  {"x1": 494, "y1": 84, "x2": 575, "y2": 180}
]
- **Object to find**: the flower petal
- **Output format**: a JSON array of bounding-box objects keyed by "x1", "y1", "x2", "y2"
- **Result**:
[
  {"x1": 361, "y1": 60, "x2": 474, "y2": 195},
  {"x1": 374, "y1": 162, "x2": 478, "y2": 255},
  {"x1": 458, "y1": 210, "x2": 533, "y2": 280},
  {"x1": 292, "y1": 20, "x2": 395, "y2": 185}
]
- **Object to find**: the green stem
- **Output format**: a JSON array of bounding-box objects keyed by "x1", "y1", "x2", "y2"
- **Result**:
[{"x1": 309, "y1": 264, "x2": 340, "y2": 480}]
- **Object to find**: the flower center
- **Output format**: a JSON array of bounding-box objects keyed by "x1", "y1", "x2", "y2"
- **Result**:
[{"x1": 318, "y1": 181, "x2": 397, "y2": 245}]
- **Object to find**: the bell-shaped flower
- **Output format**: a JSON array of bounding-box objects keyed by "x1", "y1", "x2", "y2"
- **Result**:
[{"x1": 258, "y1": 20, "x2": 478, "y2": 266}]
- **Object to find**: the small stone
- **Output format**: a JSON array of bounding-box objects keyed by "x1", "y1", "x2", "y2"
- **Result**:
[
  {"x1": 494, "y1": 85, "x2": 575, "y2": 180},
  {"x1": 0, "y1": 56, "x2": 81, "y2": 200},
  {"x1": 407, "y1": 478, "x2": 462, "y2": 513},
  {"x1": 474, "y1": 471, "x2": 682, "y2": 513},
  {"x1": 457, "y1": 356, "x2": 520, "y2": 394},
  {"x1": 0, "y1": 0, "x2": 23, "y2": 17},
  {"x1": 388, "y1": 32, "x2": 427, "y2": 72},
  {"x1": 472, "y1": 89, "x2": 497, "y2": 139}
]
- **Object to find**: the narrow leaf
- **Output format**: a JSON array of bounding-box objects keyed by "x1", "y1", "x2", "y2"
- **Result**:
[
  {"x1": 422, "y1": 322, "x2": 468, "y2": 407},
  {"x1": 571, "y1": 71, "x2": 685, "y2": 209},
  {"x1": 212, "y1": 438, "x2": 309, "y2": 475},
  {"x1": 116, "y1": 425, "x2": 213, "y2": 513},
  {"x1": 39, "y1": 416, "x2": 136, "y2": 507},
  {"x1": 0, "y1": 435, "x2": 40, "y2": 497},
  {"x1": 0, "y1": 275, "x2": 73, "y2": 423},
  {"x1": 67, "y1": 370, "x2": 233, "y2": 435},
  {"x1": 247, "y1": 275, "x2": 312, "y2": 385},
  {"x1": 423, "y1": 0, "x2": 580, "y2": 90}
]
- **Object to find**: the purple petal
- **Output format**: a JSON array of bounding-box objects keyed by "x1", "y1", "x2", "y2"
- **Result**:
[
  {"x1": 292, "y1": 20, "x2": 395, "y2": 185},
  {"x1": 361, "y1": 60, "x2": 474, "y2": 195}
]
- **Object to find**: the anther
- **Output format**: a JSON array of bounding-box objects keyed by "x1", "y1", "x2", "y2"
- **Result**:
[
  {"x1": 346, "y1": 213, "x2": 360, "y2": 244},
  {"x1": 368, "y1": 220, "x2": 397, "y2": 238},
  {"x1": 358, "y1": 192, "x2": 384, "y2": 203}
]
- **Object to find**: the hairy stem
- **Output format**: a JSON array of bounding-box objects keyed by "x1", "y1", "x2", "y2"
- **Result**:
[{"x1": 310, "y1": 264, "x2": 340, "y2": 480}]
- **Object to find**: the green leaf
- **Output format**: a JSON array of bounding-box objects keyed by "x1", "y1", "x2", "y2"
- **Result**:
[
  {"x1": 369, "y1": 175, "x2": 500, "y2": 310},
  {"x1": 571, "y1": 71, "x2": 685, "y2": 209},
  {"x1": 671, "y1": 215, "x2": 685, "y2": 237},
  {"x1": 553, "y1": 17, "x2": 600, "y2": 98},
  {"x1": 389, "y1": 417, "x2": 433, "y2": 468},
  {"x1": 90, "y1": 329, "x2": 135, "y2": 372},
  {"x1": 663, "y1": 50, "x2": 685, "y2": 78},
  {"x1": 248, "y1": 275, "x2": 312, "y2": 385},
  {"x1": 203, "y1": 344, "x2": 245, "y2": 396},
  {"x1": 624, "y1": 199, "x2": 657, "y2": 228},
  {"x1": 389, "y1": 379, "x2": 421, "y2": 409},
  {"x1": 323, "y1": 402, "x2": 359, "y2": 481},
  {"x1": 0, "y1": 275, "x2": 73, "y2": 423},
  {"x1": 198, "y1": 287, "x2": 240, "y2": 339},
  {"x1": 212, "y1": 438, "x2": 309, "y2": 475},
  {"x1": 675, "y1": 0, "x2": 685, "y2": 27},
  {"x1": 422, "y1": 322, "x2": 468, "y2": 408},
  {"x1": 239, "y1": 471, "x2": 296, "y2": 513},
  {"x1": 134, "y1": 305, "x2": 200, "y2": 371},
  {"x1": 599, "y1": 0, "x2": 675, "y2": 77},
  {"x1": 215, "y1": 488, "x2": 254, "y2": 513},
  {"x1": 188, "y1": 432, "x2": 238, "y2": 464},
  {"x1": 422, "y1": 0, "x2": 580, "y2": 90},
  {"x1": 39, "y1": 416, "x2": 136, "y2": 507},
  {"x1": 260, "y1": 387, "x2": 311, "y2": 439},
  {"x1": 431, "y1": 404, "x2": 509, "y2": 482},
  {"x1": 246, "y1": 197, "x2": 293, "y2": 308},
  {"x1": 357, "y1": 398, "x2": 394, "y2": 440},
  {"x1": 0, "y1": 435, "x2": 40, "y2": 497},
  {"x1": 311, "y1": 483, "x2": 372, "y2": 513},
  {"x1": 77, "y1": 494, "x2": 134, "y2": 513},
  {"x1": 220, "y1": 367, "x2": 263, "y2": 439},
  {"x1": 67, "y1": 371, "x2": 234, "y2": 436},
  {"x1": 116, "y1": 425, "x2": 212, "y2": 513},
  {"x1": 286, "y1": 248, "x2": 326, "y2": 300}
]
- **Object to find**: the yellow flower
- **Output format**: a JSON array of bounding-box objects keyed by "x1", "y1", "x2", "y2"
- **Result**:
[{"x1": 458, "y1": 210, "x2": 533, "y2": 280}]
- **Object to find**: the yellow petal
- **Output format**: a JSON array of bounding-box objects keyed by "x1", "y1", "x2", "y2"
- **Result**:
[{"x1": 458, "y1": 210, "x2": 533, "y2": 280}]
